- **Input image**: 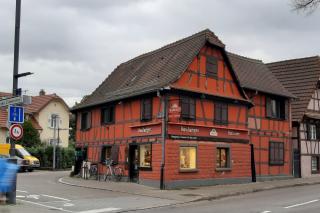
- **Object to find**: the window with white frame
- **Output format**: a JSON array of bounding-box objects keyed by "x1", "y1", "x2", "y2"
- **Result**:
[
  {"x1": 50, "y1": 114, "x2": 59, "y2": 128},
  {"x1": 309, "y1": 124, "x2": 317, "y2": 140}
]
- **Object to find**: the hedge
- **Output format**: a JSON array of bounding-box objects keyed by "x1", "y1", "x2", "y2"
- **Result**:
[{"x1": 26, "y1": 146, "x2": 75, "y2": 169}]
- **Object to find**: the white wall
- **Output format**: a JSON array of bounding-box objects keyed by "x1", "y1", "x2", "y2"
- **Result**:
[
  {"x1": 307, "y1": 89, "x2": 320, "y2": 111},
  {"x1": 37, "y1": 101, "x2": 70, "y2": 147}
]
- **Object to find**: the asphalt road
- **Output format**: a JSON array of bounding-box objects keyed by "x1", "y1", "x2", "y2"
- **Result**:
[
  {"x1": 1, "y1": 171, "x2": 177, "y2": 213},
  {"x1": 133, "y1": 184, "x2": 320, "y2": 213},
  {"x1": 2, "y1": 171, "x2": 320, "y2": 213}
]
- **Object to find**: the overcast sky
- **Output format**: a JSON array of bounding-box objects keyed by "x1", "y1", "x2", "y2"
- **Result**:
[{"x1": 0, "y1": 0, "x2": 319, "y2": 106}]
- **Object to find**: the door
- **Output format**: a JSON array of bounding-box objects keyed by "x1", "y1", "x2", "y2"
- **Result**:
[
  {"x1": 129, "y1": 144, "x2": 139, "y2": 182},
  {"x1": 293, "y1": 149, "x2": 301, "y2": 178}
]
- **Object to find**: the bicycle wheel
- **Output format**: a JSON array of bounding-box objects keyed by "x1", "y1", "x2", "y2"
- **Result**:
[
  {"x1": 104, "y1": 168, "x2": 112, "y2": 181},
  {"x1": 89, "y1": 165, "x2": 98, "y2": 180},
  {"x1": 114, "y1": 167, "x2": 123, "y2": 181}
]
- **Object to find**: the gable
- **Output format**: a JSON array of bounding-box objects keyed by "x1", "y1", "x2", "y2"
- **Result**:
[
  {"x1": 307, "y1": 87, "x2": 320, "y2": 111},
  {"x1": 170, "y1": 44, "x2": 246, "y2": 101}
]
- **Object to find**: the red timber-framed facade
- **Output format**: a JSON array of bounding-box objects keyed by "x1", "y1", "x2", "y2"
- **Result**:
[{"x1": 72, "y1": 29, "x2": 294, "y2": 189}]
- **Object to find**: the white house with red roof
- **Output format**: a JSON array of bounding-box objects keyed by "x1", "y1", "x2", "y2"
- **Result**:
[{"x1": 0, "y1": 90, "x2": 70, "y2": 147}]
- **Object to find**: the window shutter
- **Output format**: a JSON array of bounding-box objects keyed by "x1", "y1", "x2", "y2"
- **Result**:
[
  {"x1": 181, "y1": 96, "x2": 189, "y2": 118},
  {"x1": 189, "y1": 98, "x2": 196, "y2": 119},
  {"x1": 206, "y1": 56, "x2": 218, "y2": 78},
  {"x1": 145, "y1": 99, "x2": 152, "y2": 120},
  {"x1": 284, "y1": 100, "x2": 289, "y2": 120},
  {"x1": 111, "y1": 145, "x2": 119, "y2": 165},
  {"x1": 266, "y1": 97, "x2": 272, "y2": 118},
  {"x1": 317, "y1": 125, "x2": 320, "y2": 140},
  {"x1": 87, "y1": 112, "x2": 91, "y2": 129},
  {"x1": 110, "y1": 106, "x2": 115, "y2": 123},
  {"x1": 214, "y1": 103, "x2": 222, "y2": 124},
  {"x1": 48, "y1": 115, "x2": 52, "y2": 127},
  {"x1": 221, "y1": 104, "x2": 228, "y2": 124},
  {"x1": 307, "y1": 124, "x2": 311, "y2": 140}
]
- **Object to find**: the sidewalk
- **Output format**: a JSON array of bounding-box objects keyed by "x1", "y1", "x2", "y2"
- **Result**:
[{"x1": 59, "y1": 175, "x2": 320, "y2": 203}]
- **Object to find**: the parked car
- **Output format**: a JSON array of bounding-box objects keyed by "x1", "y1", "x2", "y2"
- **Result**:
[
  {"x1": 0, "y1": 144, "x2": 40, "y2": 171},
  {"x1": 0, "y1": 154, "x2": 30, "y2": 172}
]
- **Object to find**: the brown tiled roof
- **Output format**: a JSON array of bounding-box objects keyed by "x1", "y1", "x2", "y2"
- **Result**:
[
  {"x1": 267, "y1": 56, "x2": 320, "y2": 122},
  {"x1": 0, "y1": 108, "x2": 7, "y2": 129},
  {"x1": 227, "y1": 52, "x2": 295, "y2": 98},
  {"x1": 0, "y1": 93, "x2": 69, "y2": 128},
  {"x1": 0, "y1": 92, "x2": 12, "y2": 98},
  {"x1": 72, "y1": 29, "x2": 234, "y2": 110}
]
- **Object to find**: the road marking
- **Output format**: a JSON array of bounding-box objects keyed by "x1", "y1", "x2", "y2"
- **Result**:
[
  {"x1": 16, "y1": 195, "x2": 25, "y2": 198},
  {"x1": 284, "y1": 199, "x2": 319, "y2": 209},
  {"x1": 41, "y1": 194, "x2": 71, "y2": 201},
  {"x1": 261, "y1": 211, "x2": 271, "y2": 213},
  {"x1": 27, "y1": 194, "x2": 40, "y2": 200},
  {"x1": 64, "y1": 203, "x2": 75, "y2": 207},
  {"x1": 17, "y1": 190, "x2": 28, "y2": 193},
  {"x1": 17, "y1": 199, "x2": 74, "y2": 212},
  {"x1": 77, "y1": 208, "x2": 121, "y2": 213}
]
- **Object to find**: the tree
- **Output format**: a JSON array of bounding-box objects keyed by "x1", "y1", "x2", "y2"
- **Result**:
[
  {"x1": 16, "y1": 120, "x2": 41, "y2": 148},
  {"x1": 292, "y1": 0, "x2": 320, "y2": 13}
]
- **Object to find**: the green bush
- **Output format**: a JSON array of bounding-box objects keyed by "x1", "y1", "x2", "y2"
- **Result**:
[{"x1": 26, "y1": 145, "x2": 75, "y2": 169}]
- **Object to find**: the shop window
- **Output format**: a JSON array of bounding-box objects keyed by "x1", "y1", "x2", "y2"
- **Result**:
[
  {"x1": 311, "y1": 156, "x2": 319, "y2": 174},
  {"x1": 214, "y1": 102, "x2": 228, "y2": 125},
  {"x1": 141, "y1": 98, "x2": 152, "y2": 121},
  {"x1": 100, "y1": 146, "x2": 112, "y2": 163},
  {"x1": 80, "y1": 112, "x2": 91, "y2": 131},
  {"x1": 266, "y1": 97, "x2": 286, "y2": 120},
  {"x1": 206, "y1": 56, "x2": 218, "y2": 78},
  {"x1": 180, "y1": 146, "x2": 197, "y2": 170},
  {"x1": 101, "y1": 105, "x2": 115, "y2": 124},
  {"x1": 216, "y1": 147, "x2": 230, "y2": 169},
  {"x1": 139, "y1": 144, "x2": 152, "y2": 169},
  {"x1": 181, "y1": 96, "x2": 196, "y2": 120},
  {"x1": 269, "y1": 142, "x2": 284, "y2": 165}
]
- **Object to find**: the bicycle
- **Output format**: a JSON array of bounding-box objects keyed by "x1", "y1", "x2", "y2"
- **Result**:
[
  {"x1": 103, "y1": 159, "x2": 123, "y2": 182},
  {"x1": 89, "y1": 163, "x2": 98, "y2": 180}
]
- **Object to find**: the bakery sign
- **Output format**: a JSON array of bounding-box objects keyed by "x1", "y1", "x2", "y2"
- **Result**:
[{"x1": 138, "y1": 127, "x2": 152, "y2": 133}]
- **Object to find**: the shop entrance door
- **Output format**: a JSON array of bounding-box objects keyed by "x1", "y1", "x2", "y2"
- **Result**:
[{"x1": 129, "y1": 144, "x2": 139, "y2": 182}]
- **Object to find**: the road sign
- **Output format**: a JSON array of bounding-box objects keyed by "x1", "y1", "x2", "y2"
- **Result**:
[
  {"x1": 0, "y1": 96, "x2": 23, "y2": 107},
  {"x1": 9, "y1": 124, "x2": 23, "y2": 141},
  {"x1": 9, "y1": 105, "x2": 24, "y2": 123}
]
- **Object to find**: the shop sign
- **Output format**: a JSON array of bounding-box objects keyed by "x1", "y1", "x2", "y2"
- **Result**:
[
  {"x1": 137, "y1": 127, "x2": 152, "y2": 133},
  {"x1": 228, "y1": 131, "x2": 240, "y2": 136},
  {"x1": 180, "y1": 126, "x2": 199, "y2": 133},
  {"x1": 169, "y1": 103, "x2": 181, "y2": 118},
  {"x1": 209, "y1": 128, "x2": 218, "y2": 136}
]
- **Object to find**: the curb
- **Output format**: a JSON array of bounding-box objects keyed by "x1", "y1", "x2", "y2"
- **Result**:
[
  {"x1": 58, "y1": 176, "x2": 320, "y2": 204},
  {"x1": 192, "y1": 181, "x2": 320, "y2": 202}
]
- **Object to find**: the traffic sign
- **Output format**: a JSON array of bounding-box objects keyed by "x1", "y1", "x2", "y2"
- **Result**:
[
  {"x1": 9, "y1": 105, "x2": 24, "y2": 123},
  {"x1": 9, "y1": 124, "x2": 23, "y2": 141},
  {"x1": 0, "y1": 96, "x2": 23, "y2": 107}
]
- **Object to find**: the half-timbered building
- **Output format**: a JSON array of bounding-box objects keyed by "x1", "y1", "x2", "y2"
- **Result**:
[
  {"x1": 72, "y1": 29, "x2": 294, "y2": 188},
  {"x1": 229, "y1": 54, "x2": 295, "y2": 181},
  {"x1": 268, "y1": 56, "x2": 320, "y2": 178}
]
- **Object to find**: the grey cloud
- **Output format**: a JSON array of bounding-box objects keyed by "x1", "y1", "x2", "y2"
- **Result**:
[{"x1": 0, "y1": 0, "x2": 319, "y2": 106}]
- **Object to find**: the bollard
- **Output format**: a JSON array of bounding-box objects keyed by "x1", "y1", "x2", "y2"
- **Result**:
[{"x1": 6, "y1": 158, "x2": 18, "y2": 205}]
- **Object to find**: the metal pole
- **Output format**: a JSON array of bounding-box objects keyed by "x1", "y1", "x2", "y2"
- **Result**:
[
  {"x1": 53, "y1": 115, "x2": 56, "y2": 170},
  {"x1": 12, "y1": 0, "x2": 21, "y2": 96},
  {"x1": 160, "y1": 94, "x2": 167, "y2": 190},
  {"x1": 7, "y1": 0, "x2": 21, "y2": 205}
]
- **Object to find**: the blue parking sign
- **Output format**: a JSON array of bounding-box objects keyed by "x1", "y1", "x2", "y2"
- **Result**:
[{"x1": 8, "y1": 105, "x2": 24, "y2": 123}]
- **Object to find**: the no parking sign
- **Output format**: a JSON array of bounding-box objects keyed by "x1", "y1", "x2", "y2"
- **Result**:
[{"x1": 9, "y1": 123, "x2": 23, "y2": 141}]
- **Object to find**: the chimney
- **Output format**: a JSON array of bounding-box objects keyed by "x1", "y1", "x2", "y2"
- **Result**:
[{"x1": 39, "y1": 89, "x2": 46, "y2": 96}]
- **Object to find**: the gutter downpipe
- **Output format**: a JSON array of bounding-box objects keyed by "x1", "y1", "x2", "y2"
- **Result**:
[{"x1": 159, "y1": 88, "x2": 169, "y2": 190}]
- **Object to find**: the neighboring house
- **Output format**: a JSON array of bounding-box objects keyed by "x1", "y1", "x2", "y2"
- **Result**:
[
  {"x1": 72, "y1": 29, "x2": 294, "y2": 188},
  {"x1": 0, "y1": 90, "x2": 70, "y2": 147},
  {"x1": 229, "y1": 53, "x2": 295, "y2": 181},
  {"x1": 268, "y1": 56, "x2": 320, "y2": 178}
]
